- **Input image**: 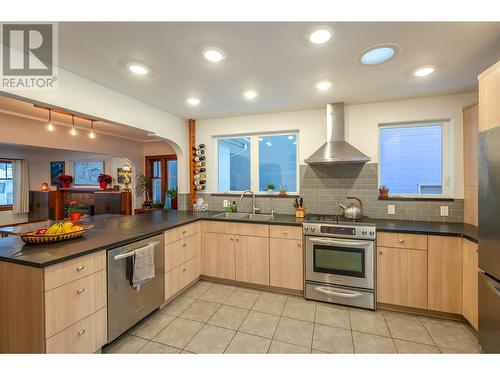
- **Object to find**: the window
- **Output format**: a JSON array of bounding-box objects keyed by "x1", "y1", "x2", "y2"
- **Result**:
[
  {"x1": 217, "y1": 133, "x2": 298, "y2": 193},
  {"x1": 0, "y1": 161, "x2": 13, "y2": 208},
  {"x1": 146, "y1": 155, "x2": 177, "y2": 206},
  {"x1": 379, "y1": 122, "x2": 449, "y2": 197}
]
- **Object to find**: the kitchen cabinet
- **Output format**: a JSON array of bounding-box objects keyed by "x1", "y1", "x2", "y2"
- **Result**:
[
  {"x1": 478, "y1": 61, "x2": 500, "y2": 132},
  {"x1": 462, "y1": 238, "x2": 479, "y2": 330},
  {"x1": 270, "y1": 238, "x2": 303, "y2": 291},
  {"x1": 0, "y1": 251, "x2": 107, "y2": 353},
  {"x1": 202, "y1": 232, "x2": 236, "y2": 280},
  {"x1": 164, "y1": 224, "x2": 201, "y2": 300},
  {"x1": 94, "y1": 192, "x2": 122, "y2": 215},
  {"x1": 29, "y1": 191, "x2": 49, "y2": 222},
  {"x1": 377, "y1": 245, "x2": 428, "y2": 309},
  {"x1": 428, "y1": 235, "x2": 463, "y2": 314},
  {"x1": 235, "y1": 235, "x2": 269, "y2": 285},
  {"x1": 463, "y1": 103, "x2": 479, "y2": 226}
]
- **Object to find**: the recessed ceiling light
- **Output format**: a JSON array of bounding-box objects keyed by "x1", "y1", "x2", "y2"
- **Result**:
[
  {"x1": 243, "y1": 90, "x2": 258, "y2": 100},
  {"x1": 187, "y1": 97, "x2": 201, "y2": 106},
  {"x1": 316, "y1": 81, "x2": 332, "y2": 91},
  {"x1": 127, "y1": 63, "x2": 149, "y2": 75},
  {"x1": 309, "y1": 26, "x2": 333, "y2": 45},
  {"x1": 414, "y1": 67, "x2": 435, "y2": 77},
  {"x1": 359, "y1": 44, "x2": 400, "y2": 65},
  {"x1": 203, "y1": 48, "x2": 225, "y2": 62}
]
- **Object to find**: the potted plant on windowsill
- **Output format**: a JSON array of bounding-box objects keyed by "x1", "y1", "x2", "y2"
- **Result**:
[
  {"x1": 266, "y1": 183, "x2": 275, "y2": 194},
  {"x1": 67, "y1": 200, "x2": 82, "y2": 221},
  {"x1": 379, "y1": 185, "x2": 390, "y2": 199},
  {"x1": 57, "y1": 174, "x2": 73, "y2": 189},
  {"x1": 135, "y1": 172, "x2": 153, "y2": 208},
  {"x1": 97, "y1": 173, "x2": 112, "y2": 190},
  {"x1": 167, "y1": 187, "x2": 178, "y2": 210}
]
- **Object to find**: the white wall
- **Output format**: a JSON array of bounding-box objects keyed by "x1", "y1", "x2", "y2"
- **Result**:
[{"x1": 197, "y1": 92, "x2": 478, "y2": 198}]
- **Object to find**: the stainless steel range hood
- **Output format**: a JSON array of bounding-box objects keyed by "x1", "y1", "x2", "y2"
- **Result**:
[{"x1": 305, "y1": 103, "x2": 371, "y2": 164}]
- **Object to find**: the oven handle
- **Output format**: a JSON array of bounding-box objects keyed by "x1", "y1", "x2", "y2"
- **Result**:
[
  {"x1": 315, "y1": 286, "x2": 363, "y2": 298},
  {"x1": 113, "y1": 241, "x2": 159, "y2": 261},
  {"x1": 309, "y1": 237, "x2": 370, "y2": 247}
]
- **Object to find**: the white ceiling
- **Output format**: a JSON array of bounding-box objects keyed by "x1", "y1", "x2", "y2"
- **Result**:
[{"x1": 58, "y1": 22, "x2": 500, "y2": 119}]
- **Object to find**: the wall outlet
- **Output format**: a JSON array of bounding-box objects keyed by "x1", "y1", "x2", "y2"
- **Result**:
[
  {"x1": 223, "y1": 199, "x2": 229, "y2": 208},
  {"x1": 440, "y1": 206, "x2": 449, "y2": 216},
  {"x1": 388, "y1": 205, "x2": 395, "y2": 215}
]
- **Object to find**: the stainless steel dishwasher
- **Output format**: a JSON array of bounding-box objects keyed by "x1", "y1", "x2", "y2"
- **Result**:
[{"x1": 107, "y1": 233, "x2": 165, "y2": 342}]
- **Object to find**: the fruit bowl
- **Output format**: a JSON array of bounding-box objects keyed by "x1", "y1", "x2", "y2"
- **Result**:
[{"x1": 18, "y1": 223, "x2": 95, "y2": 245}]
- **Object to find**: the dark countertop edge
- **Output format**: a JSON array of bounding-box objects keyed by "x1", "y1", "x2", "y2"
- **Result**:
[{"x1": 0, "y1": 212, "x2": 478, "y2": 268}]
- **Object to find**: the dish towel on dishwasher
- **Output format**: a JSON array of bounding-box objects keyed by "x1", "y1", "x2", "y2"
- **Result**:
[{"x1": 132, "y1": 243, "x2": 155, "y2": 290}]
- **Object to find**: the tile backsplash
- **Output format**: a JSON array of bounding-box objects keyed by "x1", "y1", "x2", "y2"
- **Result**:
[{"x1": 194, "y1": 163, "x2": 464, "y2": 223}]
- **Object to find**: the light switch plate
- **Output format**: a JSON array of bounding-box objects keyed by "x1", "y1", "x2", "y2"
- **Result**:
[
  {"x1": 388, "y1": 205, "x2": 395, "y2": 215},
  {"x1": 440, "y1": 206, "x2": 449, "y2": 216}
]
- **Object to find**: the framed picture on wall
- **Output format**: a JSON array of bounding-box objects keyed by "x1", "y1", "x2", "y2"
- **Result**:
[
  {"x1": 73, "y1": 160, "x2": 105, "y2": 185},
  {"x1": 50, "y1": 161, "x2": 65, "y2": 186},
  {"x1": 117, "y1": 167, "x2": 132, "y2": 183}
]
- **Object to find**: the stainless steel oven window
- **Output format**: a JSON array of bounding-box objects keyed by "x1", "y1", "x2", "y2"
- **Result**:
[{"x1": 313, "y1": 244, "x2": 365, "y2": 278}]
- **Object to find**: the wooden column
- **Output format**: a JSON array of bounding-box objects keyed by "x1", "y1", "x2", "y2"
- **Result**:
[{"x1": 188, "y1": 119, "x2": 196, "y2": 210}]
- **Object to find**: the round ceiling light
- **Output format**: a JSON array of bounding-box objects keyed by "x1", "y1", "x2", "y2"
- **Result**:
[
  {"x1": 414, "y1": 66, "x2": 435, "y2": 77},
  {"x1": 243, "y1": 90, "x2": 258, "y2": 100},
  {"x1": 187, "y1": 97, "x2": 201, "y2": 106},
  {"x1": 309, "y1": 26, "x2": 333, "y2": 45},
  {"x1": 203, "y1": 48, "x2": 225, "y2": 62},
  {"x1": 127, "y1": 63, "x2": 150, "y2": 75},
  {"x1": 316, "y1": 81, "x2": 332, "y2": 91},
  {"x1": 359, "y1": 44, "x2": 400, "y2": 65}
]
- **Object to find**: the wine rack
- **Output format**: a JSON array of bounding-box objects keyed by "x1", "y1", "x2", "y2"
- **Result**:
[{"x1": 192, "y1": 143, "x2": 206, "y2": 193}]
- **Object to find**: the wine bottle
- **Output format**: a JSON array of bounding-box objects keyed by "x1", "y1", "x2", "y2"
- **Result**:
[
  {"x1": 193, "y1": 149, "x2": 205, "y2": 156},
  {"x1": 194, "y1": 179, "x2": 206, "y2": 186},
  {"x1": 193, "y1": 155, "x2": 205, "y2": 162},
  {"x1": 194, "y1": 161, "x2": 206, "y2": 168},
  {"x1": 194, "y1": 167, "x2": 206, "y2": 173}
]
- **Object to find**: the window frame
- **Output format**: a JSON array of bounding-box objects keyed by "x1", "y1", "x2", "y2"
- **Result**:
[
  {"x1": 145, "y1": 154, "x2": 177, "y2": 204},
  {"x1": 0, "y1": 160, "x2": 13, "y2": 211},
  {"x1": 377, "y1": 120, "x2": 451, "y2": 198},
  {"x1": 215, "y1": 131, "x2": 299, "y2": 194}
]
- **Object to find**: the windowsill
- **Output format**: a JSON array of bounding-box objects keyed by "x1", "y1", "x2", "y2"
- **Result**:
[
  {"x1": 378, "y1": 196, "x2": 455, "y2": 202},
  {"x1": 0, "y1": 205, "x2": 13, "y2": 211},
  {"x1": 204, "y1": 192, "x2": 299, "y2": 198}
]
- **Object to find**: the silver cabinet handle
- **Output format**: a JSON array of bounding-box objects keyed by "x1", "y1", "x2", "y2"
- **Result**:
[
  {"x1": 78, "y1": 329, "x2": 86, "y2": 336},
  {"x1": 399, "y1": 239, "x2": 405, "y2": 244},
  {"x1": 77, "y1": 288, "x2": 85, "y2": 294},
  {"x1": 182, "y1": 268, "x2": 187, "y2": 272},
  {"x1": 297, "y1": 243, "x2": 301, "y2": 247},
  {"x1": 182, "y1": 243, "x2": 187, "y2": 247},
  {"x1": 283, "y1": 231, "x2": 288, "y2": 235},
  {"x1": 230, "y1": 237, "x2": 234, "y2": 241},
  {"x1": 315, "y1": 286, "x2": 363, "y2": 298},
  {"x1": 236, "y1": 238, "x2": 239, "y2": 242},
  {"x1": 76, "y1": 265, "x2": 85, "y2": 272},
  {"x1": 113, "y1": 241, "x2": 159, "y2": 260},
  {"x1": 182, "y1": 230, "x2": 187, "y2": 234}
]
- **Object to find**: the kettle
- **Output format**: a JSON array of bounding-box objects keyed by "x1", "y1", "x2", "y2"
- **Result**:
[{"x1": 339, "y1": 196, "x2": 364, "y2": 220}]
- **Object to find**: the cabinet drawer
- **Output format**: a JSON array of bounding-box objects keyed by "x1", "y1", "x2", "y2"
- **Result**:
[
  {"x1": 45, "y1": 270, "x2": 106, "y2": 338},
  {"x1": 377, "y1": 232, "x2": 427, "y2": 250},
  {"x1": 165, "y1": 233, "x2": 201, "y2": 271},
  {"x1": 44, "y1": 251, "x2": 106, "y2": 291},
  {"x1": 45, "y1": 308, "x2": 107, "y2": 353},
  {"x1": 165, "y1": 265, "x2": 183, "y2": 300},
  {"x1": 165, "y1": 222, "x2": 200, "y2": 245},
  {"x1": 270, "y1": 225, "x2": 302, "y2": 240},
  {"x1": 202, "y1": 220, "x2": 269, "y2": 237}
]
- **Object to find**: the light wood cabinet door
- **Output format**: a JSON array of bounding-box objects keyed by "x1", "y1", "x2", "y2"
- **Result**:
[
  {"x1": 270, "y1": 238, "x2": 303, "y2": 290},
  {"x1": 184, "y1": 233, "x2": 201, "y2": 261},
  {"x1": 478, "y1": 61, "x2": 500, "y2": 133},
  {"x1": 462, "y1": 239, "x2": 479, "y2": 330},
  {"x1": 463, "y1": 103, "x2": 479, "y2": 226},
  {"x1": 235, "y1": 235, "x2": 270, "y2": 285},
  {"x1": 377, "y1": 247, "x2": 428, "y2": 309},
  {"x1": 202, "y1": 232, "x2": 236, "y2": 280},
  {"x1": 165, "y1": 265, "x2": 183, "y2": 300},
  {"x1": 183, "y1": 255, "x2": 201, "y2": 287},
  {"x1": 428, "y1": 236, "x2": 463, "y2": 314}
]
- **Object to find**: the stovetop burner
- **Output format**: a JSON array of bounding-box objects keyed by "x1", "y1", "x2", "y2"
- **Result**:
[{"x1": 303, "y1": 214, "x2": 368, "y2": 224}]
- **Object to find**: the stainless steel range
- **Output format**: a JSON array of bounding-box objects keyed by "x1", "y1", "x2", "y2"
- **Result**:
[{"x1": 303, "y1": 214, "x2": 376, "y2": 310}]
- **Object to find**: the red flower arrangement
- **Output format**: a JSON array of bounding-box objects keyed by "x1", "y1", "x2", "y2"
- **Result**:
[
  {"x1": 56, "y1": 174, "x2": 73, "y2": 188},
  {"x1": 97, "y1": 174, "x2": 112, "y2": 183}
]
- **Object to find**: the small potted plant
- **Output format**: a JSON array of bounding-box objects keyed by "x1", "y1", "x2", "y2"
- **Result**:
[
  {"x1": 56, "y1": 174, "x2": 73, "y2": 189},
  {"x1": 135, "y1": 172, "x2": 153, "y2": 208},
  {"x1": 279, "y1": 184, "x2": 287, "y2": 197},
  {"x1": 167, "y1": 187, "x2": 178, "y2": 210},
  {"x1": 266, "y1": 183, "x2": 275, "y2": 194},
  {"x1": 379, "y1": 185, "x2": 390, "y2": 199},
  {"x1": 97, "y1": 173, "x2": 112, "y2": 190},
  {"x1": 67, "y1": 200, "x2": 82, "y2": 221}
]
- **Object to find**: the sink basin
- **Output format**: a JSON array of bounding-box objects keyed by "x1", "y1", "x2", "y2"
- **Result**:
[{"x1": 211, "y1": 212, "x2": 273, "y2": 221}]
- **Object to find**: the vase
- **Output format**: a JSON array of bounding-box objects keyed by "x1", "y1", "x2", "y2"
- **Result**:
[
  {"x1": 69, "y1": 212, "x2": 81, "y2": 221},
  {"x1": 171, "y1": 198, "x2": 178, "y2": 210},
  {"x1": 60, "y1": 182, "x2": 70, "y2": 189},
  {"x1": 99, "y1": 181, "x2": 108, "y2": 190}
]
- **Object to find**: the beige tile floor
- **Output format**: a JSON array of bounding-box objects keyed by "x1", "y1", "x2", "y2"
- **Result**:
[{"x1": 104, "y1": 280, "x2": 482, "y2": 354}]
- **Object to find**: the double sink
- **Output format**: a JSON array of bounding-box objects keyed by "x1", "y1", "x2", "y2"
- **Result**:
[{"x1": 211, "y1": 212, "x2": 274, "y2": 222}]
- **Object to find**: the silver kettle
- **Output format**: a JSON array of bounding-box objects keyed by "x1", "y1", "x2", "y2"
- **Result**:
[{"x1": 339, "y1": 196, "x2": 364, "y2": 220}]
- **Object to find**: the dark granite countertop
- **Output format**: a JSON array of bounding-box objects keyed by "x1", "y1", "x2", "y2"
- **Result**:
[{"x1": 0, "y1": 210, "x2": 477, "y2": 268}]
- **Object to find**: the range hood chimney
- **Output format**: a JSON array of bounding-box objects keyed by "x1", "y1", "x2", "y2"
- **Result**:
[{"x1": 305, "y1": 103, "x2": 371, "y2": 164}]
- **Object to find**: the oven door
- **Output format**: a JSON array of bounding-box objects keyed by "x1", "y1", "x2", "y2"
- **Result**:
[{"x1": 305, "y1": 236, "x2": 374, "y2": 290}]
